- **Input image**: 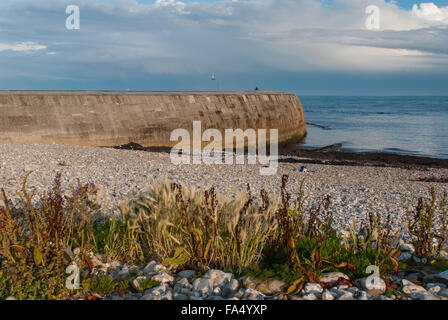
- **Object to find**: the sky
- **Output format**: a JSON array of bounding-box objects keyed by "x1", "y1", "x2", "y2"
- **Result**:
[{"x1": 0, "y1": 0, "x2": 447, "y2": 95}]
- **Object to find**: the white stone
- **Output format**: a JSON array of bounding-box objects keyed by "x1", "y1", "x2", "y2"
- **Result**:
[
  {"x1": 302, "y1": 293, "x2": 317, "y2": 300},
  {"x1": 141, "y1": 284, "x2": 172, "y2": 300},
  {"x1": 243, "y1": 288, "x2": 265, "y2": 300},
  {"x1": 400, "y1": 243, "x2": 415, "y2": 253},
  {"x1": 302, "y1": 283, "x2": 323, "y2": 295},
  {"x1": 410, "y1": 292, "x2": 439, "y2": 300},
  {"x1": 322, "y1": 290, "x2": 334, "y2": 300},
  {"x1": 319, "y1": 272, "x2": 350, "y2": 284},
  {"x1": 204, "y1": 269, "x2": 233, "y2": 287},
  {"x1": 193, "y1": 277, "x2": 214, "y2": 296},
  {"x1": 401, "y1": 279, "x2": 427, "y2": 294},
  {"x1": 355, "y1": 291, "x2": 370, "y2": 300},
  {"x1": 152, "y1": 272, "x2": 174, "y2": 284},
  {"x1": 143, "y1": 261, "x2": 167, "y2": 274},
  {"x1": 338, "y1": 292, "x2": 355, "y2": 300}
]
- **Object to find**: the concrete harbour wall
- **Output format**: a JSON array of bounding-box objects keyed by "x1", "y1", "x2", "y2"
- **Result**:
[{"x1": 0, "y1": 91, "x2": 306, "y2": 148}]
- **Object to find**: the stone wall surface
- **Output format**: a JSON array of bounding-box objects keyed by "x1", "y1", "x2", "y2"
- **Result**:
[{"x1": 0, "y1": 91, "x2": 306, "y2": 148}]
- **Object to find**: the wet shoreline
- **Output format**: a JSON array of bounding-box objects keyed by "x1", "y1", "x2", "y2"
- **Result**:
[{"x1": 112, "y1": 142, "x2": 448, "y2": 171}]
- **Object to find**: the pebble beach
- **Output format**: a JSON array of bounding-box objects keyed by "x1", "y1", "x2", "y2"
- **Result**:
[
  {"x1": 2, "y1": 141, "x2": 448, "y2": 301},
  {"x1": 1, "y1": 142, "x2": 447, "y2": 236}
]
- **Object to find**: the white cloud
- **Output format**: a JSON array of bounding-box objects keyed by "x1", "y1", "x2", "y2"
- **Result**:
[
  {"x1": 1, "y1": 0, "x2": 448, "y2": 79},
  {"x1": 412, "y1": 2, "x2": 448, "y2": 24},
  {"x1": 0, "y1": 41, "x2": 46, "y2": 53}
]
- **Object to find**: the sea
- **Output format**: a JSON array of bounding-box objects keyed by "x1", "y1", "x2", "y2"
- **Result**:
[{"x1": 297, "y1": 96, "x2": 448, "y2": 159}]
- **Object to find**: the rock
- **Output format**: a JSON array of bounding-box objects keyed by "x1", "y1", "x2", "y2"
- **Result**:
[
  {"x1": 192, "y1": 277, "x2": 214, "y2": 296},
  {"x1": 234, "y1": 288, "x2": 245, "y2": 299},
  {"x1": 5, "y1": 296, "x2": 16, "y2": 300},
  {"x1": 337, "y1": 284, "x2": 349, "y2": 290},
  {"x1": 131, "y1": 276, "x2": 148, "y2": 291},
  {"x1": 329, "y1": 288, "x2": 346, "y2": 299},
  {"x1": 177, "y1": 270, "x2": 195, "y2": 278},
  {"x1": 347, "y1": 286, "x2": 359, "y2": 294},
  {"x1": 212, "y1": 286, "x2": 222, "y2": 296},
  {"x1": 435, "y1": 270, "x2": 448, "y2": 285},
  {"x1": 400, "y1": 243, "x2": 415, "y2": 253},
  {"x1": 204, "y1": 269, "x2": 233, "y2": 288},
  {"x1": 116, "y1": 265, "x2": 130, "y2": 280},
  {"x1": 338, "y1": 292, "x2": 355, "y2": 300},
  {"x1": 152, "y1": 272, "x2": 174, "y2": 284},
  {"x1": 319, "y1": 272, "x2": 350, "y2": 285},
  {"x1": 240, "y1": 276, "x2": 286, "y2": 295},
  {"x1": 88, "y1": 253, "x2": 103, "y2": 267},
  {"x1": 175, "y1": 277, "x2": 191, "y2": 287},
  {"x1": 397, "y1": 252, "x2": 412, "y2": 262},
  {"x1": 302, "y1": 293, "x2": 317, "y2": 300},
  {"x1": 143, "y1": 261, "x2": 166, "y2": 274},
  {"x1": 412, "y1": 256, "x2": 427, "y2": 264},
  {"x1": 243, "y1": 288, "x2": 265, "y2": 300},
  {"x1": 123, "y1": 293, "x2": 140, "y2": 300},
  {"x1": 109, "y1": 261, "x2": 121, "y2": 270},
  {"x1": 255, "y1": 279, "x2": 287, "y2": 295},
  {"x1": 241, "y1": 276, "x2": 256, "y2": 289},
  {"x1": 141, "y1": 284, "x2": 173, "y2": 300},
  {"x1": 222, "y1": 279, "x2": 240, "y2": 298},
  {"x1": 426, "y1": 283, "x2": 444, "y2": 295},
  {"x1": 356, "y1": 277, "x2": 386, "y2": 297},
  {"x1": 409, "y1": 292, "x2": 439, "y2": 300},
  {"x1": 354, "y1": 291, "x2": 370, "y2": 300},
  {"x1": 438, "y1": 289, "x2": 448, "y2": 298},
  {"x1": 400, "y1": 279, "x2": 427, "y2": 295},
  {"x1": 322, "y1": 290, "x2": 335, "y2": 300},
  {"x1": 73, "y1": 247, "x2": 81, "y2": 256},
  {"x1": 143, "y1": 283, "x2": 168, "y2": 296},
  {"x1": 302, "y1": 283, "x2": 323, "y2": 295}
]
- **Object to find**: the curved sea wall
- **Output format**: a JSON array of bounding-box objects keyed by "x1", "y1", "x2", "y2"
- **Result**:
[{"x1": 0, "y1": 91, "x2": 306, "y2": 148}]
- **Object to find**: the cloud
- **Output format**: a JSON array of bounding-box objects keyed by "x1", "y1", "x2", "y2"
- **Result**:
[
  {"x1": 0, "y1": 0, "x2": 447, "y2": 91},
  {"x1": 0, "y1": 41, "x2": 46, "y2": 53},
  {"x1": 412, "y1": 2, "x2": 448, "y2": 24}
]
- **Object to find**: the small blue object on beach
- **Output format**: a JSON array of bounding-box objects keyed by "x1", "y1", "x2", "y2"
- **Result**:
[{"x1": 299, "y1": 166, "x2": 308, "y2": 173}]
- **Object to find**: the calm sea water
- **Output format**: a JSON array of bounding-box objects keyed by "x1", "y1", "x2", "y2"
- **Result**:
[{"x1": 297, "y1": 96, "x2": 448, "y2": 159}]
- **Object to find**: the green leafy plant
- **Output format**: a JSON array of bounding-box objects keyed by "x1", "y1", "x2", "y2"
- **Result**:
[
  {"x1": 406, "y1": 187, "x2": 448, "y2": 261},
  {"x1": 0, "y1": 172, "x2": 101, "y2": 299}
]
